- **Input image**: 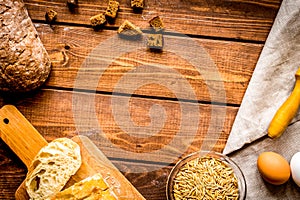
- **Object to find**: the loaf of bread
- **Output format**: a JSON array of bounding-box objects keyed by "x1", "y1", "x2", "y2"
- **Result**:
[
  {"x1": 25, "y1": 138, "x2": 82, "y2": 200},
  {"x1": 48, "y1": 173, "x2": 117, "y2": 200},
  {"x1": 0, "y1": 0, "x2": 51, "y2": 92}
]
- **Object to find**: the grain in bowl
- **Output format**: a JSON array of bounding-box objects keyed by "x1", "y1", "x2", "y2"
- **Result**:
[{"x1": 166, "y1": 151, "x2": 246, "y2": 200}]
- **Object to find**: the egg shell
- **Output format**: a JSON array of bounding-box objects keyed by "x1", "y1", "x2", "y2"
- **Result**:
[
  {"x1": 290, "y1": 152, "x2": 300, "y2": 187},
  {"x1": 257, "y1": 151, "x2": 290, "y2": 185}
]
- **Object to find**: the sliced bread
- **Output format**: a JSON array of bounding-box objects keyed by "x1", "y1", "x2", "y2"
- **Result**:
[
  {"x1": 25, "y1": 138, "x2": 82, "y2": 200},
  {"x1": 48, "y1": 173, "x2": 116, "y2": 200}
]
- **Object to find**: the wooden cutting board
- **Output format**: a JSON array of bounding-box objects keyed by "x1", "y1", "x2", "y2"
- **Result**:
[{"x1": 0, "y1": 105, "x2": 145, "y2": 200}]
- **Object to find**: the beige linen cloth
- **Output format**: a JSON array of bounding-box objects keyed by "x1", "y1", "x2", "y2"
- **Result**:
[{"x1": 223, "y1": 0, "x2": 300, "y2": 199}]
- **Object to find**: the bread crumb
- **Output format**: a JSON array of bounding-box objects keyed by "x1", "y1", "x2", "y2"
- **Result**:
[
  {"x1": 90, "y1": 13, "x2": 107, "y2": 27},
  {"x1": 131, "y1": 0, "x2": 144, "y2": 9},
  {"x1": 67, "y1": 0, "x2": 78, "y2": 10},
  {"x1": 147, "y1": 34, "x2": 163, "y2": 50},
  {"x1": 117, "y1": 20, "x2": 143, "y2": 38},
  {"x1": 105, "y1": 0, "x2": 119, "y2": 19},
  {"x1": 149, "y1": 16, "x2": 164, "y2": 32},
  {"x1": 67, "y1": 0, "x2": 78, "y2": 6},
  {"x1": 45, "y1": 10, "x2": 57, "y2": 23}
]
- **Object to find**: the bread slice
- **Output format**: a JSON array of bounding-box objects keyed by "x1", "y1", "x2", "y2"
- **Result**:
[
  {"x1": 47, "y1": 173, "x2": 116, "y2": 200},
  {"x1": 25, "y1": 138, "x2": 82, "y2": 200}
]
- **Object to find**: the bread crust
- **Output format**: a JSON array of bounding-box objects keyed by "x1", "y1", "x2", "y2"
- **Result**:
[{"x1": 0, "y1": 0, "x2": 51, "y2": 92}]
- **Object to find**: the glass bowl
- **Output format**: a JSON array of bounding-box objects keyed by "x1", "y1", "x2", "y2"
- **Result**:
[{"x1": 166, "y1": 151, "x2": 246, "y2": 200}]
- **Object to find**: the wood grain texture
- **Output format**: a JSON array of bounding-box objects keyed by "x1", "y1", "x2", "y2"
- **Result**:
[
  {"x1": 0, "y1": 140, "x2": 26, "y2": 200},
  {"x1": 24, "y1": 0, "x2": 281, "y2": 41},
  {"x1": 0, "y1": 105, "x2": 48, "y2": 169},
  {"x1": 71, "y1": 136, "x2": 146, "y2": 199},
  {"x1": 34, "y1": 23, "x2": 260, "y2": 104},
  {"x1": 114, "y1": 162, "x2": 172, "y2": 200},
  {"x1": 2, "y1": 89, "x2": 237, "y2": 159},
  {"x1": 0, "y1": 89, "x2": 238, "y2": 199}
]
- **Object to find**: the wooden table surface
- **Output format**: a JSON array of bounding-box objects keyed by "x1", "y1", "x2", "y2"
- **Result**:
[{"x1": 0, "y1": 0, "x2": 282, "y2": 199}]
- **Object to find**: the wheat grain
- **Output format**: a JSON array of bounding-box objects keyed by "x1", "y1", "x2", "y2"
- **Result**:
[{"x1": 172, "y1": 156, "x2": 239, "y2": 200}]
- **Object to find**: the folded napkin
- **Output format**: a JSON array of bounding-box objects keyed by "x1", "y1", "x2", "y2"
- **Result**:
[
  {"x1": 224, "y1": 0, "x2": 300, "y2": 155},
  {"x1": 223, "y1": 0, "x2": 300, "y2": 198}
]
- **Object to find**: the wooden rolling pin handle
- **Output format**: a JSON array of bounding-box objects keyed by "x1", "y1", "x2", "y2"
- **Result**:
[
  {"x1": 0, "y1": 105, "x2": 48, "y2": 169},
  {"x1": 268, "y1": 68, "x2": 300, "y2": 138}
]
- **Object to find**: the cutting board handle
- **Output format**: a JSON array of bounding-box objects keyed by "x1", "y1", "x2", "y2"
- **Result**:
[{"x1": 0, "y1": 105, "x2": 47, "y2": 169}]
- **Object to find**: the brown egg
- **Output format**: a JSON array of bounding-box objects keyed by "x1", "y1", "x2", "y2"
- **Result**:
[{"x1": 257, "y1": 152, "x2": 290, "y2": 185}]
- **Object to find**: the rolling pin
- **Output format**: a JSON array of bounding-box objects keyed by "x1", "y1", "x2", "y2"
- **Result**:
[
  {"x1": 268, "y1": 67, "x2": 300, "y2": 138},
  {"x1": 0, "y1": 105, "x2": 145, "y2": 199}
]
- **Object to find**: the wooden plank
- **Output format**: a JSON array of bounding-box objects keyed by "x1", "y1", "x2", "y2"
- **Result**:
[
  {"x1": 35, "y1": 23, "x2": 260, "y2": 104},
  {"x1": 114, "y1": 162, "x2": 171, "y2": 200},
  {"x1": 24, "y1": 0, "x2": 281, "y2": 42},
  {"x1": 0, "y1": 140, "x2": 26, "y2": 200},
  {"x1": 0, "y1": 89, "x2": 238, "y2": 162}
]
